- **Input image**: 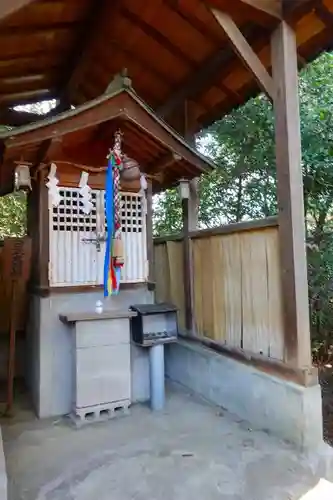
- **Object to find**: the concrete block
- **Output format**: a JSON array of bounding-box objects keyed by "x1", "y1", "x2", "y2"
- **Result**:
[
  {"x1": 165, "y1": 340, "x2": 324, "y2": 450},
  {"x1": 75, "y1": 318, "x2": 130, "y2": 348},
  {"x1": 71, "y1": 399, "x2": 130, "y2": 428},
  {"x1": 73, "y1": 314, "x2": 131, "y2": 414},
  {"x1": 76, "y1": 344, "x2": 131, "y2": 408}
]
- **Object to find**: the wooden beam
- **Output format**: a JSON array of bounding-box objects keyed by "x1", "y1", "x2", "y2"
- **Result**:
[
  {"x1": 67, "y1": 0, "x2": 113, "y2": 101},
  {"x1": 205, "y1": 0, "x2": 281, "y2": 25},
  {"x1": 271, "y1": 21, "x2": 312, "y2": 369},
  {"x1": 239, "y1": 0, "x2": 282, "y2": 18},
  {"x1": 157, "y1": 24, "x2": 258, "y2": 119},
  {"x1": 37, "y1": 169, "x2": 50, "y2": 289},
  {"x1": 0, "y1": 108, "x2": 44, "y2": 127},
  {"x1": 211, "y1": 9, "x2": 275, "y2": 100},
  {"x1": 0, "y1": 23, "x2": 79, "y2": 36},
  {"x1": 146, "y1": 180, "x2": 154, "y2": 286},
  {"x1": 315, "y1": 2, "x2": 333, "y2": 27},
  {"x1": 182, "y1": 193, "x2": 193, "y2": 332},
  {"x1": 0, "y1": 0, "x2": 34, "y2": 22},
  {"x1": 120, "y1": 6, "x2": 196, "y2": 68},
  {"x1": 0, "y1": 89, "x2": 56, "y2": 106},
  {"x1": 149, "y1": 152, "x2": 182, "y2": 173}
]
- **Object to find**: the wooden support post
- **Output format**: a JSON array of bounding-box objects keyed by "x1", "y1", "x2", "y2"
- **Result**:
[
  {"x1": 182, "y1": 194, "x2": 193, "y2": 332},
  {"x1": 184, "y1": 116, "x2": 199, "y2": 232},
  {"x1": 38, "y1": 170, "x2": 50, "y2": 289},
  {"x1": 188, "y1": 178, "x2": 199, "y2": 231},
  {"x1": 146, "y1": 180, "x2": 155, "y2": 289},
  {"x1": 271, "y1": 21, "x2": 312, "y2": 369}
]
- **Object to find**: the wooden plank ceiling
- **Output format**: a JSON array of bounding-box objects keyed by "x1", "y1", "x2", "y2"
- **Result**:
[{"x1": 0, "y1": 0, "x2": 332, "y2": 132}]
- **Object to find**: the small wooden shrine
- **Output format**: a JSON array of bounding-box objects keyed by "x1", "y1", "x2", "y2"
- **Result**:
[{"x1": 0, "y1": 78, "x2": 213, "y2": 419}]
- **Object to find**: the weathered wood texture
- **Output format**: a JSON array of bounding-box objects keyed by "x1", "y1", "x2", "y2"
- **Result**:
[
  {"x1": 154, "y1": 240, "x2": 185, "y2": 331},
  {"x1": 154, "y1": 221, "x2": 284, "y2": 361},
  {"x1": 0, "y1": 0, "x2": 330, "y2": 133},
  {"x1": 271, "y1": 21, "x2": 312, "y2": 368},
  {"x1": 0, "y1": 237, "x2": 32, "y2": 334}
]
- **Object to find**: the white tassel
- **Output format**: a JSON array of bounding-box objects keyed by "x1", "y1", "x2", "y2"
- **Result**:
[
  {"x1": 46, "y1": 163, "x2": 62, "y2": 207},
  {"x1": 140, "y1": 173, "x2": 147, "y2": 192},
  {"x1": 140, "y1": 174, "x2": 148, "y2": 215},
  {"x1": 79, "y1": 171, "x2": 94, "y2": 214}
]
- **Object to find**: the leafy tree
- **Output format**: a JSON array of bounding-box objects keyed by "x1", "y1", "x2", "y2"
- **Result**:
[
  {"x1": 153, "y1": 51, "x2": 333, "y2": 357},
  {"x1": 0, "y1": 193, "x2": 26, "y2": 238}
]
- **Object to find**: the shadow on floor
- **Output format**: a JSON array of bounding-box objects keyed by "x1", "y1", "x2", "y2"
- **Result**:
[{"x1": 1, "y1": 384, "x2": 332, "y2": 500}]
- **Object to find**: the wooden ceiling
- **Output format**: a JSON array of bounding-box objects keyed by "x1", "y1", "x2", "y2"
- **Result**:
[{"x1": 0, "y1": 0, "x2": 332, "y2": 132}]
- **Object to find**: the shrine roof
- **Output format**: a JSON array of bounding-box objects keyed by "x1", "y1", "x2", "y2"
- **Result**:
[
  {"x1": 0, "y1": 1, "x2": 332, "y2": 131},
  {"x1": 0, "y1": 83, "x2": 215, "y2": 194}
]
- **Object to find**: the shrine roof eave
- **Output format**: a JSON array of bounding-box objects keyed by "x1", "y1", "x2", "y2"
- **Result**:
[{"x1": 0, "y1": 86, "x2": 215, "y2": 195}]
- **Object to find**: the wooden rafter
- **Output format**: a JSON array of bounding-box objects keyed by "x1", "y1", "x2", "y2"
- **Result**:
[
  {"x1": 157, "y1": 24, "x2": 261, "y2": 118},
  {"x1": 149, "y1": 152, "x2": 182, "y2": 173},
  {"x1": 119, "y1": 6, "x2": 196, "y2": 68},
  {"x1": 205, "y1": 0, "x2": 282, "y2": 25},
  {"x1": 0, "y1": 89, "x2": 55, "y2": 106},
  {"x1": 315, "y1": 2, "x2": 333, "y2": 27},
  {"x1": 239, "y1": 0, "x2": 282, "y2": 18},
  {"x1": 165, "y1": 0, "x2": 221, "y2": 45},
  {"x1": 66, "y1": 0, "x2": 114, "y2": 102},
  {"x1": 0, "y1": 0, "x2": 35, "y2": 22},
  {"x1": 211, "y1": 9, "x2": 275, "y2": 100}
]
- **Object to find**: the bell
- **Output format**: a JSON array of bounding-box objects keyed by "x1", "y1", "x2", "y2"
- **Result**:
[
  {"x1": 121, "y1": 155, "x2": 141, "y2": 182},
  {"x1": 15, "y1": 164, "x2": 32, "y2": 191}
]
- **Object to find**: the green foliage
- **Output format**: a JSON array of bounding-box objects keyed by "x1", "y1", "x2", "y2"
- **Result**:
[
  {"x1": 153, "y1": 51, "x2": 333, "y2": 358},
  {"x1": 0, "y1": 192, "x2": 26, "y2": 239}
]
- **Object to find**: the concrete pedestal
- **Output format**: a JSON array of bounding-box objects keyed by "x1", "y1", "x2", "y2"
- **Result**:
[
  {"x1": 60, "y1": 310, "x2": 136, "y2": 426},
  {"x1": 149, "y1": 344, "x2": 165, "y2": 411}
]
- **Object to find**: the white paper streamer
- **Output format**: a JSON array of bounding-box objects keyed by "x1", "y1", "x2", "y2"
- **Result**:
[
  {"x1": 79, "y1": 171, "x2": 94, "y2": 214},
  {"x1": 140, "y1": 173, "x2": 148, "y2": 214},
  {"x1": 46, "y1": 163, "x2": 62, "y2": 207},
  {"x1": 140, "y1": 173, "x2": 148, "y2": 192}
]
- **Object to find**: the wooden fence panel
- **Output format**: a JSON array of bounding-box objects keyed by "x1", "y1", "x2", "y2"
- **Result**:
[
  {"x1": 210, "y1": 233, "x2": 242, "y2": 347},
  {"x1": 265, "y1": 228, "x2": 284, "y2": 359},
  {"x1": 154, "y1": 243, "x2": 170, "y2": 303},
  {"x1": 166, "y1": 241, "x2": 185, "y2": 330},
  {"x1": 193, "y1": 227, "x2": 283, "y2": 360},
  {"x1": 240, "y1": 230, "x2": 270, "y2": 356},
  {"x1": 154, "y1": 223, "x2": 284, "y2": 361},
  {"x1": 153, "y1": 240, "x2": 185, "y2": 330}
]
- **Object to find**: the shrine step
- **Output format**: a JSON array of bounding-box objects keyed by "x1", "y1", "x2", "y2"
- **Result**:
[{"x1": 70, "y1": 400, "x2": 130, "y2": 428}]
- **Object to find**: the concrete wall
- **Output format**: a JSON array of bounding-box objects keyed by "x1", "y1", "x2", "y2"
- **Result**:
[
  {"x1": 0, "y1": 425, "x2": 7, "y2": 500},
  {"x1": 27, "y1": 287, "x2": 152, "y2": 418},
  {"x1": 165, "y1": 340, "x2": 323, "y2": 450}
]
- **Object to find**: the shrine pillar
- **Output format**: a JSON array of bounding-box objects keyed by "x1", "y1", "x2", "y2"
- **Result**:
[{"x1": 271, "y1": 21, "x2": 312, "y2": 371}]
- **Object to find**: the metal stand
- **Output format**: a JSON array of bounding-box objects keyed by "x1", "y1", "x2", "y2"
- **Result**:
[{"x1": 149, "y1": 344, "x2": 165, "y2": 411}]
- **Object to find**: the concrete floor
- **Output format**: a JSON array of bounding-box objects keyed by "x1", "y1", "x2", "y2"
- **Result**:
[{"x1": 2, "y1": 385, "x2": 333, "y2": 500}]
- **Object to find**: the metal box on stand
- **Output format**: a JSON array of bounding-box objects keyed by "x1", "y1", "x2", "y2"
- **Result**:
[{"x1": 129, "y1": 303, "x2": 178, "y2": 347}]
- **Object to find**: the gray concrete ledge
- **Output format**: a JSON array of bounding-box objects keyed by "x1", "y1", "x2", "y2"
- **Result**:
[
  {"x1": 165, "y1": 340, "x2": 324, "y2": 450},
  {"x1": 0, "y1": 426, "x2": 7, "y2": 500},
  {"x1": 59, "y1": 310, "x2": 137, "y2": 323}
]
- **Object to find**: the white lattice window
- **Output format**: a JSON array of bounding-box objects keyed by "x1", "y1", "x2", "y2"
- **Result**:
[{"x1": 49, "y1": 187, "x2": 147, "y2": 286}]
